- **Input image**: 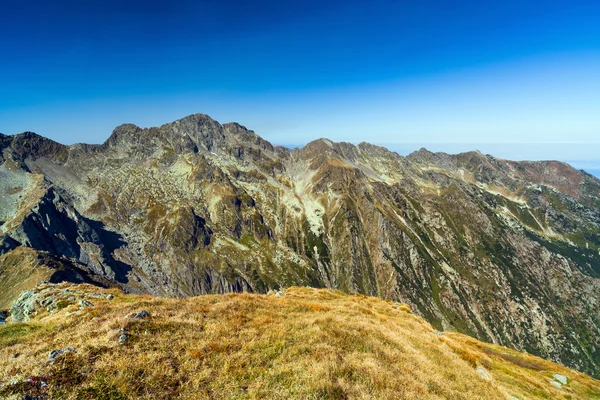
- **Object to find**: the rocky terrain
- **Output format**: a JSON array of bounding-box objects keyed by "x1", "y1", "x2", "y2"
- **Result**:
[
  {"x1": 1, "y1": 113, "x2": 599, "y2": 378},
  {"x1": 1, "y1": 283, "x2": 599, "y2": 399}
]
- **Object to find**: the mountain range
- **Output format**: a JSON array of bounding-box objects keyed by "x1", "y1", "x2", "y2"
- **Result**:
[{"x1": 1, "y1": 113, "x2": 599, "y2": 378}]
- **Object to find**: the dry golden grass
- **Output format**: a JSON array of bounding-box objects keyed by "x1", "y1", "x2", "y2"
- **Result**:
[
  {"x1": 0, "y1": 283, "x2": 598, "y2": 399},
  {"x1": 0, "y1": 247, "x2": 54, "y2": 309}
]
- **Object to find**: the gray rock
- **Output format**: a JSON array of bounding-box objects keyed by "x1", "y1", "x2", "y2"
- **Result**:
[
  {"x1": 9, "y1": 290, "x2": 37, "y2": 322},
  {"x1": 78, "y1": 299, "x2": 94, "y2": 309},
  {"x1": 553, "y1": 373, "x2": 568, "y2": 385},
  {"x1": 476, "y1": 366, "x2": 491, "y2": 381},
  {"x1": 39, "y1": 296, "x2": 55, "y2": 308},
  {"x1": 132, "y1": 310, "x2": 150, "y2": 319},
  {"x1": 48, "y1": 347, "x2": 76, "y2": 363},
  {"x1": 118, "y1": 328, "x2": 129, "y2": 345}
]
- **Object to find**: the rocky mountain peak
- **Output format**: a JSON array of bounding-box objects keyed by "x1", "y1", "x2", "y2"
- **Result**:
[
  {"x1": 102, "y1": 123, "x2": 142, "y2": 148},
  {"x1": 98, "y1": 114, "x2": 227, "y2": 159},
  {"x1": 223, "y1": 122, "x2": 276, "y2": 153},
  {"x1": 1, "y1": 131, "x2": 68, "y2": 165},
  {"x1": 357, "y1": 141, "x2": 400, "y2": 157},
  {"x1": 296, "y1": 138, "x2": 362, "y2": 169}
]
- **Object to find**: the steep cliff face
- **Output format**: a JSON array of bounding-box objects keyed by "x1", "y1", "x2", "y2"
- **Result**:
[{"x1": 1, "y1": 113, "x2": 599, "y2": 377}]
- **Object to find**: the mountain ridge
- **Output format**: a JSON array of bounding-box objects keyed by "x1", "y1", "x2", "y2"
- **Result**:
[
  {"x1": 1, "y1": 113, "x2": 600, "y2": 378},
  {"x1": 4, "y1": 113, "x2": 592, "y2": 175}
]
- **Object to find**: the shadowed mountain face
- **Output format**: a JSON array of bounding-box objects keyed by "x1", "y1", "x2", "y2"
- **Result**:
[{"x1": 1, "y1": 114, "x2": 600, "y2": 377}]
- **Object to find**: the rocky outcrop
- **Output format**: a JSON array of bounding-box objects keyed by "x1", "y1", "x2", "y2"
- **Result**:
[
  {"x1": 10, "y1": 290, "x2": 37, "y2": 322},
  {"x1": 7, "y1": 187, "x2": 129, "y2": 282},
  {"x1": 1, "y1": 113, "x2": 600, "y2": 378}
]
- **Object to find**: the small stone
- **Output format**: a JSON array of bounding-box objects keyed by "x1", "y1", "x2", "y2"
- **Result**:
[
  {"x1": 118, "y1": 328, "x2": 129, "y2": 345},
  {"x1": 553, "y1": 373, "x2": 567, "y2": 385},
  {"x1": 119, "y1": 333, "x2": 128, "y2": 345},
  {"x1": 48, "y1": 347, "x2": 76, "y2": 363},
  {"x1": 549, "y1": 380, "x2": 562, "y2": 389},
  {"x1": 106, "y1": 294, "x2": 114, "y2": 300},
  {"x1": 39, "y1": 297, "x2": 53, "y2": 307},
  {"x1": 476, "y1": 366, "x2": 491, "y2": 381},
  {"x1": 132, "y1": 310, "x2": 150, "y2": 319},
  {"x1": 275, "y1": 290, "x2": 284, "y2": 297},
  {"x1": 78, "y1": 299, "x2": 94, "y2": 309}
]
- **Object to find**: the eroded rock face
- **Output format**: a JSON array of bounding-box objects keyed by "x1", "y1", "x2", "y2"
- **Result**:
[
  {"x1": 1, "y1": 113, "x2": 600, "y2": 377},
  {"x1": 10, "y1": 290, "x2": 37, "y2": 322}
]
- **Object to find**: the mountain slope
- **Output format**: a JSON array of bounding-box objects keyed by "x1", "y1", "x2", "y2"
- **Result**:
[
  {"x1": 1, "y1": 114, "x2": 599, "y2": 377},
  {"x1": 1, "y1": 283, "x2": 599, "y2": 399}
]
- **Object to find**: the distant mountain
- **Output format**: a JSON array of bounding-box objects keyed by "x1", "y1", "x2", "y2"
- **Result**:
[{"x1": 1, "y1": 113, "x2": 599, "y2": 377}]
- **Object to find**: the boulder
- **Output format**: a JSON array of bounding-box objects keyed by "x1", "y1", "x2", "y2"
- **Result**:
[
  {"x1": 553, "y1": 373, "x2": 568, "y2": 385},
  {"x1": 9, "y1": 290, "x2": 37, "y2": 322}
]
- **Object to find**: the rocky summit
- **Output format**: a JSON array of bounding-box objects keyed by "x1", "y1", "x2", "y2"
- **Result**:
[{"x1": 1, "y1": 113, "x2": 599, "y2": 378}]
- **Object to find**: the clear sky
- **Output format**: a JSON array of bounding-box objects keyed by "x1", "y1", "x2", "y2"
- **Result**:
[{"x1": 1, "y1": 0, "x2": 599, "y2": 166}]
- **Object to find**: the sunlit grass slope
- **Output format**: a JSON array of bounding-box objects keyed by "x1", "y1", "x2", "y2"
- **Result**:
[{"x1": 1, "y1": 283, "x2": 599, "y2": 399}]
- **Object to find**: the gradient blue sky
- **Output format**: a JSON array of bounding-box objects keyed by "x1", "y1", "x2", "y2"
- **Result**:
[{"x1": 1, "y1": 0, "x2": 599, "y2": 168}]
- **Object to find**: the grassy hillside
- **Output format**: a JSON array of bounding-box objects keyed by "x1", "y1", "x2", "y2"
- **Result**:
[
  {"x1": 0, "y1": 247, "x2": 54, "y2": 309},
  {"x1": 0, "y1": 283, "x2": 599, "y2": 399}
]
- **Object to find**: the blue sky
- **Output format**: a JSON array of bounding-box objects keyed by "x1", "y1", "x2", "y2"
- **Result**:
[{"x1": 1, "y1": 0, "x2": 599, "y2": 170}]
